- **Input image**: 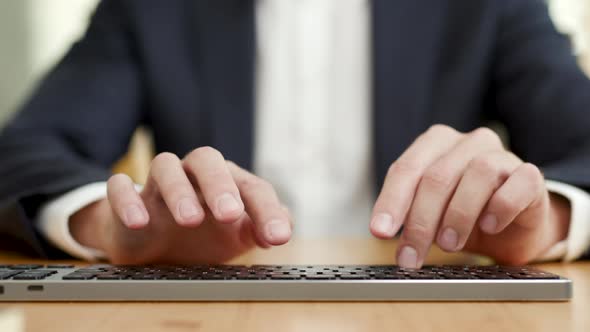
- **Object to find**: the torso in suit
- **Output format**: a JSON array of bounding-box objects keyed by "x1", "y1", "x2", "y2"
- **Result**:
[{"x1": 0, "y1": 0, "x2": 589, "y2": 258}]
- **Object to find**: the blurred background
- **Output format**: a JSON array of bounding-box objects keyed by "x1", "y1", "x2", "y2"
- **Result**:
[
  {"x1": 0, "y1": 0, "x2": 98, "y2": 125},
  {"x1": 0, "y1": 0, "x2": 588, "y2": 180},
  {"x1": 1, "y1": 0, "x2": 589, "y2": 125}
]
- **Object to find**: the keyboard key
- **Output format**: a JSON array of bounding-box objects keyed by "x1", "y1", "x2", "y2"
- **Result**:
[
  {"x1": 96, "y1": 274, "x2": 127, "y2": 280},
  {"x1": 46, "y1": 264, "x2": 75, "y2": 269},
  {"x1": 201, "y1": 274, "x2": 232, "y2": 280},
  {"x1": 406, "y1": 273, "x2": 438, "y2": 279},
  {"x1": 509, "y1": 274, "x2": 560, "y2": 280},
  {"x1": 374, "y1": 274, "x2": 407, "y2": 280},
  {"x1": 87, "y1": 264, "x2": 113, "y2": 269},
  {"x1": 166, "y1": 274, "x2": 191, "y2": 280},
  {"x1": 13, "y1": 273, "x2": 49, "y2": 280},
  {"x1": 131, "y1": 274, "x2": 162, "y2": 280},
  {"x1": 75, "y1": 269, "x2": 105, "y2": 273},
  {"x1": 340, "y1": 274, "x2": 370, "y2": 280},
  {"x1": 0, "y1": 271, "x2": 21, "y2": 279},
  {"x1": 63, "y1": 273, "x2": 96, "y2": 280},
  {"x1": 440, "y1": 273, "x2": 475, "y2": 279},
  {"x1": 270, "y1": 274, "x2": 301, "y2": 280},
  {"x1": 236, "y1": 274, "x2": 266, "y2": 280},
  {"x1": 305, "y1": 275, "x2": 335, "y2": 280},
  {"x1": 474, "y1": 273, "x2": 512, "y2": 279},
  {"x1": 9, "y1": 264, "x2": 43, "y2": 270}
]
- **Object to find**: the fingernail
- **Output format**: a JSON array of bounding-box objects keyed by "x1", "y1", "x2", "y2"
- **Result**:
[
  {"x1": 480, "y1": 214, "x2": 498, "y2": 234},
  {"x1": 125, "y1": 204, "x2": 147, "y2": 227},
  {"x1": 216, "y1": 193, "x2": 241, "y2": 217},
  {"x1": 398, "y1": 246, "x2": 418, "y2": 268},
  {"x1": 371, "y1": 213, "x2": 396, "y2": 237},
  {"x1": 178, "y1": 198, "x2": 200, "y2": 222},
  {"x1": 266, "y1": 219, "x2": 291, "y2": 243},
  {"x1": 439, "y1": 227, "x2": 459, "y2": 251}
]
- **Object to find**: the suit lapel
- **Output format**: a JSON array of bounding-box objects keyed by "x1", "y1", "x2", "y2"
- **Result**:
[{"x1": 192, "y1": 0, "x2": 256, "y2": 170}]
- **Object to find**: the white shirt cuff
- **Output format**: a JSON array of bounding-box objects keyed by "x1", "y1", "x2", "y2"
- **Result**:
[
  {"x1": 36, "y1": 182, "x2": 109, "y2": 261},
  {"x1": 35, "y1": 179, "x2": 590, "y2": 262},
  {"x1": 540, "y1": 180, "x2": 590, "y2": 262}
]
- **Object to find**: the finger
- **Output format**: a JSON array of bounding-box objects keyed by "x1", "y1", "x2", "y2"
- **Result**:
[
  {"x1": 184, "y1": 147, "x2": 244, "y2": 223},
  {"x1": 398, "y1": 127, "x2": 504, "y2": 268},
  {"x1": 247, "y1": 215, "x2": 273, "y2": 249},
  {"x1": 107, "y1": 173, "x2": 149, "y2": 229},
  {"x1": 436, "y1": 152, "x2": 521, "y2": 252},
  {"x1": 228, "y1": 162, "x2": 292, "y2": 245},
  {"x1": 479, "y1": 163, "x2": 546, "y2": 234},
  {"x1": 371, "y1": 125, "x2": 462, "y2": 239},
  {"x1": 234, "y1": 213, "x2": 271, "y2": 249},
  {"x1": 281, "y1": 204, "x2": 295, "y2": 231},
  {"x1": 149, "y1": 152, "x2": 205, "y2": 227},
  {"x1": 233, "y1": 210, "x2": 272, "y2": 249}
]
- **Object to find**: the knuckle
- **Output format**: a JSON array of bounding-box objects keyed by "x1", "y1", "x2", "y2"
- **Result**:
[
  {"x1": 494, "y1": 194, "x2": 520, "y2": 214},
  {"x1": 427, "y1": 124, "x2": 457, "y2": 137},
  {"x1": 280, "y1": 204, "x2": 292, "y2": 216},
  {"x1": 388, "y1": 159, "x2": 421, "y2": 177},
  {"x1": 202, "y1": 167, "x2": 230, "y2": 180},
  {"x1": 446, "y1": 206, "x2": 473, "y2": 229},
  {"x1": 422, "y1": 165, "x2": 453, "y2": 190},
  {"x1": 151, "y1": 152, "x2": 180, "y2": 169},
  {"x1": 190, "y1": 146, "x2": 223, "y2": 160},
  {"x1": 262, "y1": 178, "x2": 276, "y2": 192},
  {"x1": 375, "y1": 192, "x2": 404, "y2": 214},
  {"x1": 520, "y1": 163, "x2": 544, "y2": 185},
  {"x1": 225, "y1": 160, "x2": 238, "y2": 169},
  {"x1": 468, "y1": 155, "x2": 498, "y2": 177},
  {"x1": 107, "y1": 173, "x2": 131, "y2": 188},
  {"x1": 153, "y1": 152, "x2": 179, "y2": 164},
  {"x1": 237, "y1": 176, "x2": 269, "y2": 193},
  {"x1": 404, "y1": 218, "x2": 433, "y2": 241},
  {"x1": 518, "y1": 163, "x2": 546, "y2": 199},
  {"x1": 106, "y1": 174, "x2": 136, "y2": 207},
  {"x1": 256, "y1": 178, "x2": 273, "y2": 191},
  {"x1": 162, "y1": 179, "x2": 191, "y2": 194},
  {"x1": 504, "y1": 151, "x2": 521, "y2": 164},
  {"x1": 470, "y1": 127, "x2": 502, "y2": 147}
]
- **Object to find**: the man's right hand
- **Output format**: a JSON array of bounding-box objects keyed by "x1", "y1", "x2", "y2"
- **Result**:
[{"x1": 69, "y1": 147, "x2": 293, "y2": 264}]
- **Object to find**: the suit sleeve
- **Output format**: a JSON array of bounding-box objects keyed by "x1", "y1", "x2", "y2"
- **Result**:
[
  {"x1": 0, "y1": 0, "x2": 143, "y2": 258},
  {"x1": 491, "y1": 0, "x2": 590, "y2": 259}
]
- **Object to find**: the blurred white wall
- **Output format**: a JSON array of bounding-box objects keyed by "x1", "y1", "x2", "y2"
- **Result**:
[
  {"x1": 29, "y1": 1, "x2": 99, "y2": 76},
  {"x1": 0, "y1": 0, "x2": 98, "y2": 125},
  {"x1": 550, "y1": 0, "x2": 590, "y2": 55},
  {"x1": 0, "y1": 0, "x2": 588, "y2": 126},
  {"x1": 0, "y1": 1, "x2": 30, "y2": 125}
]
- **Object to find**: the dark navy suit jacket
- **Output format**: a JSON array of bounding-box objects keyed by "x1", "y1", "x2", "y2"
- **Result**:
[{"x1": 1, "y1": 0, "x2": 590, "y2": 258}]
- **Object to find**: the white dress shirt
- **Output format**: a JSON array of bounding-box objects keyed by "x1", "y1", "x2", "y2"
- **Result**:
[{"x1": 36, "y1": 0, "x2": 590, "y2": 261}]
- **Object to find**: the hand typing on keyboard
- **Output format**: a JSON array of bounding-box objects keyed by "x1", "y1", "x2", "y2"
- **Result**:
[
  {"x1": 69, "y1": 147, "x2": 293, "y2": 264},
  {"x1": 69, "y1": 127, "x2": 571, "y2": 268},
  {"x1": 370, "y1": 125, "x2": 571, "y2": 268}
]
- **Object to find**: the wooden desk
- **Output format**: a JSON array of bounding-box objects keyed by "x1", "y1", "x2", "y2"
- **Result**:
[{"x1": 0, "y1": 238, "x2": 588, "y2": 332}]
